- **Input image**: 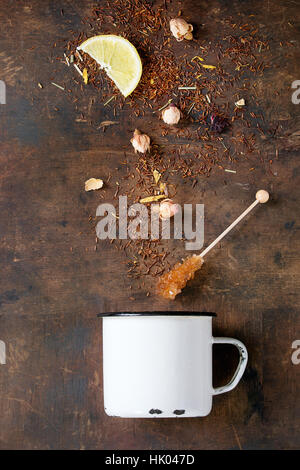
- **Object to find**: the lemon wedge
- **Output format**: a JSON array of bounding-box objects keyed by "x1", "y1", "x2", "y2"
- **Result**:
[{"x1": 78, "y1": 35, "x2": 142, "y2": 97}]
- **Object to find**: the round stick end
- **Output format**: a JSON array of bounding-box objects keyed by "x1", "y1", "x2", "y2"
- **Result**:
[{"x1": 256, "y1": 189, "x2": 269, "y2": 203}]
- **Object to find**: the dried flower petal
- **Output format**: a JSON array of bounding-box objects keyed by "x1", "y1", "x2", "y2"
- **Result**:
[
  {"x1": 85, "y1": 178, "x2": 104, "y2": 191},
  {"x1": 191, "y1": 56, "x2": 204, "y2": 62},
  {"x1": 201, "y1": 64, "x2": 216, "y2": 69},
  {"x1": 235, "y1": 98, "x2": 246, "y2": 107},
  {"x1": 130, "y1": 129, "x2": 151, "y2": 153},
  {"x1": 153, "y1": 170, "x2": 161, "y2": 185},
  {"x1": 140, "y1": 195, "x2": 166, "y2": 204},
  {"x1": 82, "y1": 68, "x2": 88, "y2": 84}
]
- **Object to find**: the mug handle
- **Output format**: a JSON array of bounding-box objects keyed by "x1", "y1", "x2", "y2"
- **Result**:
[{"x1": 212, "y1": 337, "x2": 248, "y2": 395}]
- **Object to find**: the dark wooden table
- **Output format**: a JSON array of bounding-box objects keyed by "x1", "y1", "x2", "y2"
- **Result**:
[{"x1": 0, "y1": 0, "x2": 299, "y2": 450}]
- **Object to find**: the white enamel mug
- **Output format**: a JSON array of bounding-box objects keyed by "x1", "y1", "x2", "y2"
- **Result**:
[{"x1": 99, "y1": 312, "x2": 248, "y2": 418}]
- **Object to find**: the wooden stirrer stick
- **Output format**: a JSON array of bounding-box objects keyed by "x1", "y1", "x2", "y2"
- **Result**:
[
  {"x1": 200, "y1": 189, "x2": 269, "y2": 258},
  {"x1": 157, "y1": 190, "x2": 269, "y2": 300}
]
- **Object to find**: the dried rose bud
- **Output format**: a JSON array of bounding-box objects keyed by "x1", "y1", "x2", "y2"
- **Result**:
[
  {"x1": 159, "y1": 199, "x2": 180, "y2": 220},
  {"x1": 210, "y1": 114, "x2": 229, "y2": 133},
  {"x1": 130, "y1": 129, "x2": 151, "y2": 153},
  {"x1": 169, "y1": 18, "x2": 193, "y2": 41},
  {"x1": 162, "y1": 104, "x2": 181, "y2": 125}
]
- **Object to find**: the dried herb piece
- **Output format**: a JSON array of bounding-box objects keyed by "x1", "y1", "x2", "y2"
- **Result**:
[
  {"x1": 201, "y1": 64, "x2": 216, "y2": 69},
  {"x1": 140, "y1": 195, "x2": 166, "y2": 204},
  {"x1": 98, "y1": 121, "x2": 119, "y2": 129},
  {"x1": 51, "y1": 82, "x2": 65, "y2": 91},
  {"x1": 210, "y1": 114, "x2": 229, "y2": 133},
  {"x1": 159, "y1": 182, "x2": 168, "y2": 195},
  {"x1": 82, "y1": 68, "x2": 88, "y2": 85},
  {"x1": 191, "y1": 56, "x2": 204, "y2": 62}
]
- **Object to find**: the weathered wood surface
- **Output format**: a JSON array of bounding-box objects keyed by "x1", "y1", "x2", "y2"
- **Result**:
[{"x1": 0, "y1": 0, "x2": 299, "y2": 449}]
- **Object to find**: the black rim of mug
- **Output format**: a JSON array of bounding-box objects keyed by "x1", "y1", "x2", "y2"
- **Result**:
[{"x1": 96, "y1": 312, "x2": 217, "y2": 317}]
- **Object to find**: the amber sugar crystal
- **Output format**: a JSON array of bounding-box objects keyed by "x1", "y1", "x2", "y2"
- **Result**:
[{"x1": 156, "y1": 255, "x2": 204, "y2": 300}]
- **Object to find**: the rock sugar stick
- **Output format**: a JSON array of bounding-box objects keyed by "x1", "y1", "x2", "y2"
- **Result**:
[{"x1": 157, "y1": 190, "x2": 269, "y2": 300}]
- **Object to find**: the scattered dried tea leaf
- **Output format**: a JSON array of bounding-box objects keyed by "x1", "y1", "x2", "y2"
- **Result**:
[
  {"x1": 82, "y1": 68, "x2": 88, "y2": 84},
  {"x1": 153, "y1": 170, "x2": 161, "y2": 185},
  {"x1": 140, "y1": 195, "x2": 166, "y2": 203},
  {"x1": 85, "y1": 178, "x2": 104, "y2": 191}
]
